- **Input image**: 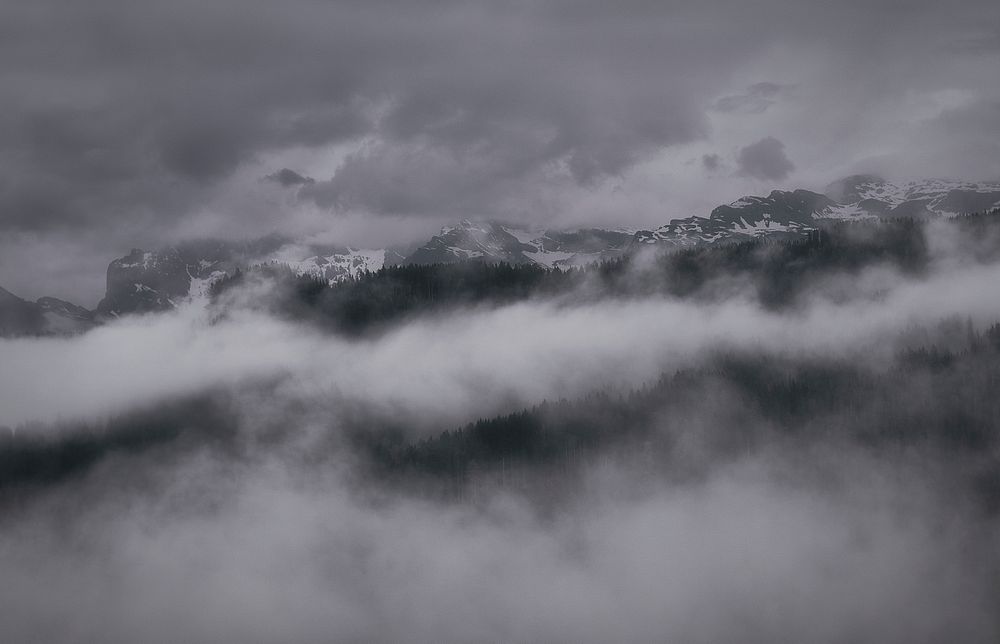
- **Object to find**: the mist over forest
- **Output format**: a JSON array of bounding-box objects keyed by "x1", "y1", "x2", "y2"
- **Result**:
[
  {"x1": 4, "y1": 0, "x2": 1000, "y2": 640},
  {"x1": 1, "y1": 212, "x2": 1000, "y2": 643}
]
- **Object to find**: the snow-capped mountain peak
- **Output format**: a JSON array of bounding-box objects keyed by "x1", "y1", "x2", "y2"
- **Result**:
[
  {"x1": 823, "y1": 175, "x2": 1000, "y2": 218},
  {"x1": 282, "y1": 248, "x2": 389, "y2": 284},
  {"x1": 84, "y1": 175, "x2": 1000, "y2": 319},
  {"x1": 635, "y1": 189, "x2": 833, "y2": 247}
]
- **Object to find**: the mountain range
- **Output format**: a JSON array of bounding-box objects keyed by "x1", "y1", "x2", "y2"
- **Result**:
[{"x1": 3, "y1": 175, "x2": 999, "y2": 335}]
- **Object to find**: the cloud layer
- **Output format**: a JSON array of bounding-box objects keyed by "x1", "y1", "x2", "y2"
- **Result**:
[
  {"x1": 2, "y1": 0, "x2": 1000, "y2": 300},
  {"x1": 1, "y1": 446, "x2": 995, "y2": 644},
  {"x1": 4, "y1": 254, "x2": 1000, "y2": 431},
  {"x1": 2, "y1": 211, "x2": 1000, "y2": 643},
  {"x1": 737, "y1": 136, "x2": 795, "y2": 180}
]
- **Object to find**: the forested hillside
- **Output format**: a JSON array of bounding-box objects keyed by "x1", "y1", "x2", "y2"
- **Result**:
[{"x1": 209, "y1": 212, "x2": 1000, "y2": 335}]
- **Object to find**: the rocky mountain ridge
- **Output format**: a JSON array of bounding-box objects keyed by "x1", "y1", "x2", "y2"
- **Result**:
[
  {"x1": 823, "y1": 175, "x2": 1000, "y2": 219},
  {"x1": 5, "y1": 175, "x2": 999, "y2": 331}
]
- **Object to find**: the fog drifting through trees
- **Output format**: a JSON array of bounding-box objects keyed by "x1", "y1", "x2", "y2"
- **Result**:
[{"x1": 2, "y1": 218, "x2": 1000, "y2": 642}]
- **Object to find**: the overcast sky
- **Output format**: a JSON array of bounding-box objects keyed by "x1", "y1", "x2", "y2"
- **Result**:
[{"x1": 1, "y1": 0, "x2": 999, "y2": 303}]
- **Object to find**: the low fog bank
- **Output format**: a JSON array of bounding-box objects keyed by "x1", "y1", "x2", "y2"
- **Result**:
[
  {"x1": 3, "y1": 257, "x2": 1000, "y2": 431},
  {"x1": 0, "y1": 440, "x2": 996, "y2": 644},
  {"x1": 2, "y1": 230, "x2": 1000, "y2": 642}
]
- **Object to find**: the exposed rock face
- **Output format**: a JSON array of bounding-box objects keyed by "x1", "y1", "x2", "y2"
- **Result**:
[
  {"x1": 94, "y1": 223, "x2": 637, "y2": 318},
  {"x1": 635, "y1": 190, "x2": 834, "y2": 248},
  {"x1": 405, "y1": 220, "x2": 536, "y2": 266},
  {"x1": 94, "y1": 236, "x2": 411, "y2": 317},
  {"x1": 405, "y1": 220, "x2": 632, "y2": 267},
  {"x1": 95, "y1": 237, "x2": 290, "y2": 317},
  {"x1": 87, "y1": 175, "x2": 1000, "y2": 318},
  {"x1": 822, "y1": 175, "x2": 1000, "y2": 219},
  {"x1": 97, "y1": 249, "x2": 191, "y2": 317},
  {"x1": 522, "y1": 229, "x2": 634, "y2": 267},
  {"x1": 634, "y1": 177, "x2": 1000, "y2": 250}
]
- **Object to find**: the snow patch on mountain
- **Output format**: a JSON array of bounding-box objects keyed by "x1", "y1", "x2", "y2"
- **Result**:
[
  {"x1": 187, "y1": 270, "x2": 228, "y2": 302},
  {"x1": 88, "y1": 175, "x2": 1000, "y2": 318},
  {"x1": 406, "y1": 221, "x2": 633, "y2": 269},
  {"x1": 283, "y1": 248, "x2": 387, "y2": 285},
  {"x1": 824, "y1": 176, "x2": 1000, "y2": 218}
]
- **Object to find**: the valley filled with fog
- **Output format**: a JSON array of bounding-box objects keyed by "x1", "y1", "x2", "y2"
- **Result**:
[
  {"x1": 3, "y1": 0, "x2": 1000, "y2": 638},
  {"x1": 2, "y1": 215, "x2": 1000, "y2": 643}
]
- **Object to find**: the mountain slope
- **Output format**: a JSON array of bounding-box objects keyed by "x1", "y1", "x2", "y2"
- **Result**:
[
  {"x1": 405, "y1": 220, "x2": 537, "y2": 265},
  {"x1": 0, "y1": 286, "x2": 94, "y2": 337},
  {"x1": 0, "y1": 287, "x2": 45, "y2": 336},
  {"x1": 635, "y1": 189, "x2": 833, "y2": 247},
  {"x1": 635, "y1": 176, "x2": 1000, "y2": 249},
  {"x1": 97, "y1": 222, "x2": 635, "y2": 318},
  {"x1": 88, "y1": 175, "x2": 1000, "y2": 317},
  {"x1": 405, "y1": 220, "x2": 632, "y2": 268},
  {"x1": 823, "y1": 175, "x2": 1000, "y2": 219},
  {"x1": 95, "y1": 238, "x2": 410, "y2": 317}
]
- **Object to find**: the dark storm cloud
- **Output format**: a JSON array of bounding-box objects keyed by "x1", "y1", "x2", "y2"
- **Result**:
[
  {"x1": 702, "y1": 153, "x2": 722, "y2": 172},
  {"x1": 1, "y1": 0, "x2": 1000, "y2": 299},
  {"x1": 0, "y1": 0, "x2": 722, "y2": 231},
  {"x1": 3, "y1": 237, "x2": 1000, "y2": 641},
  {"x1": 737, "y1": 136, "x2": 795, "y2": 181}
]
